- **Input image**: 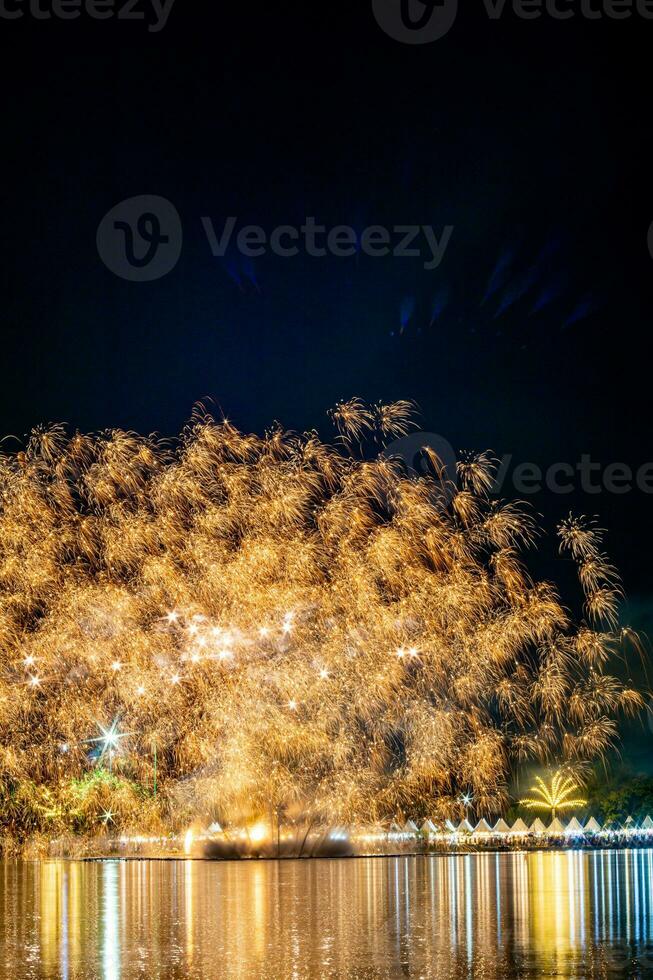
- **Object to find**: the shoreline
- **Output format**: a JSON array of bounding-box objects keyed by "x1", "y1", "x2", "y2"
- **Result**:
[
  {"x1": 42, "y1": 843, "x2": 653, "y2": 864},
  {"x1": 8, "y1": 824, "x2": 653, "y2": 861},
  {"x1": 27, "y1": 837, "x2": 653, "y2": 862}
]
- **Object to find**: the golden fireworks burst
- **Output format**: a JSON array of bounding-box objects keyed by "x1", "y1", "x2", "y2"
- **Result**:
[{"x1": 0, "y1": 400, "x2": 644, "y2": 839}]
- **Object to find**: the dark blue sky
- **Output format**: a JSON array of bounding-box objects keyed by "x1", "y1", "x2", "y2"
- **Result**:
[{"x1": 1, "y1": 1, "x2": 652, "y2": 610}]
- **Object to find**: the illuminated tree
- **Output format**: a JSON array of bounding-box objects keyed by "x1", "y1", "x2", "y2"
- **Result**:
[{"x1": 520, "y1": 771, "x2": 587, "y2": 820}]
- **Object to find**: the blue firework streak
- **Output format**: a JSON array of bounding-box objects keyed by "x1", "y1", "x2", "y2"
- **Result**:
[{"x1": 389, "y1": 234, "x2": 602, "y2": 347}]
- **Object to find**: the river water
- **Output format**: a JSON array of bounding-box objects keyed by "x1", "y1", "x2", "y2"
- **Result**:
[{"x1": 1, "y1": 850, "x2": 652, "y2": 978}]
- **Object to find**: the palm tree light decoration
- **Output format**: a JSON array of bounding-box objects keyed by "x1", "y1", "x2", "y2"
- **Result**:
[{"x1": 520, "y1": 771, "x2": 587, "y2": 820}]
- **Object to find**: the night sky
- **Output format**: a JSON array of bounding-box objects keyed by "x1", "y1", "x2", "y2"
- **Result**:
[{"x1": 1, "y1": 1, "x2": 652, "y2": 633}]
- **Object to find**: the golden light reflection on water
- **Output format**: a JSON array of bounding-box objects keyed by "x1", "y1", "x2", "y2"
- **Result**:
[{"x1": 1, "y1": 851, "x2": 653, "y2": 978}]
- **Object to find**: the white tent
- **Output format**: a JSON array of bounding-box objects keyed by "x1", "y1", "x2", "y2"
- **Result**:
[
  {"x1": 403, "y1": 820, "x2": 419, "y2": 835},
  {"x1": 642, "y1": 815, "x2": 653, "y2": 831},
  {"x1": 493, "y1": 818, "x2": 511, "y2": 835},
  {"x1": 510, "y1": 818, "x2": 529, "y2": 834},
  {"x1": 457, "y1": 819, "x2": 474, "y2": 833},
  {"x1": 445, "y1": 819, "x2": 457, "y2": 832},
  {"x1": 530, "y1": 818, "x2": 546, "y2": 834},
  {"x1": 565, "y1": 817, "x2": 585, "y2": 835},
  {"x1": 548, "y1": 817, "x2": 565, "y2": 835},
  {"x1": 420, "y1": 819, "x2": 438, "y2": 836},
  {"x1": 473, "y1": 819, "x2": 493, "y2": 835},
  {"x1": 390, "y1": 822, "x2": 403, "y2": 836},
  {"x1": 622, "y1": 816, "x2": 637, "y2": 832},
  {"x1": 584, "y1": 816, "x2": 601, "y2": 833}
]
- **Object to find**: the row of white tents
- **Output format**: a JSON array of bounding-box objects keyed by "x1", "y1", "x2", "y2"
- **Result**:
[{"x1": 388, "y1": 815, "x2": 653, "y2": 838}]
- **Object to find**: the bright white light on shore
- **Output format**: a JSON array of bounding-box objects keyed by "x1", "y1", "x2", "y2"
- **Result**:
[
  {"x1": 184, "y1": 829, "x2": 194, "y2": 855},
  {"x1": 249, "y1": 822, "x2": 268, "y2": 844}
]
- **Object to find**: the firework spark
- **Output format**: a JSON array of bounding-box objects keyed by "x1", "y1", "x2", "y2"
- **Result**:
[{"x1": 0, "y1": 401, "x2": 644, "y2": 839}]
